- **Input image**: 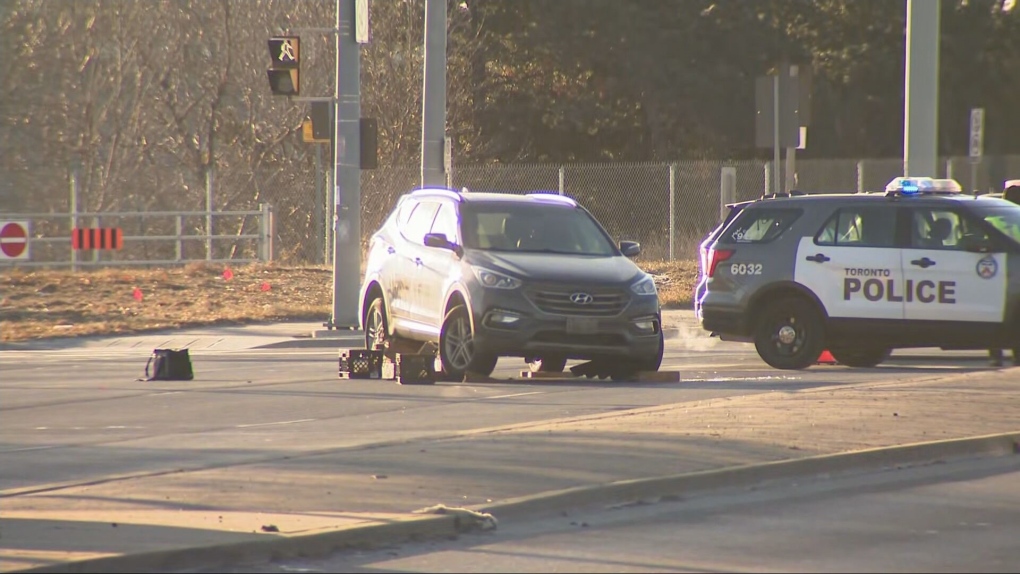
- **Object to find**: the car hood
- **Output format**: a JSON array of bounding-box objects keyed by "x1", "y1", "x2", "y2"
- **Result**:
[{"x1": 466, "y1": 250, "x2": 644, "y2": 285}]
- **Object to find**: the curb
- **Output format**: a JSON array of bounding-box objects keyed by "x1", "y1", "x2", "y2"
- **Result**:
[
  {"x1": 15, "y1": 431, "x2": 1020, "y2": 574},
  {"x1": 475, "y1": 431, "x2": 1020, "y2": 522},
  {"x1": 253, "y1": 327, "x2": 683, "y2": 350}
]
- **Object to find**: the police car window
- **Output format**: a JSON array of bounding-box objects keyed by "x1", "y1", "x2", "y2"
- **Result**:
[
  {"x1": 816, "y1": 206, "x2": 896, "y2": 247},
  {"x1": 908, "y1": 209, "x2": 980, "y2": 250},
  {"x1": 973, "y1": 205, "x2": 1020, "y2": 245},
  {"x1": 722, "y1": 208, "x2": 801, "y2": 244}
]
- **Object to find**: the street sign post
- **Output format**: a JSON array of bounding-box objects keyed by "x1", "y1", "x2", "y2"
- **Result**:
[{"x1": 969, "y1": 108, "x2": 984, "y2": 193}]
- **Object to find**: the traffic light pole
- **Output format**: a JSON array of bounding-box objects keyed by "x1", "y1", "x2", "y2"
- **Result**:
[{"x1": 328, "y1": 0, "x2": 362, "y2": 330}]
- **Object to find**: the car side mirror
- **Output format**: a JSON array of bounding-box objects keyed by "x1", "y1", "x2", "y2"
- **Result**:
[
  {"x1": 424, "y1": 233, "x2": 464, "y2": 256},
  {"x1": 619, "y1": 240, "x2": 641, "y2": 257}
]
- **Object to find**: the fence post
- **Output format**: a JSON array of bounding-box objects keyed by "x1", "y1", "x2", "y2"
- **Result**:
[
  {"x1": 558, "y1": 166, "x2": 565, "y2": 195},
  {"x1": 763, "y1": 162, "x2": 771, "y2": 196},
  {"x1": 945, "y1": 158, "x2": 954, "y2": 181},
  {"x1": 668, "y1": 163, "x2": 676, "y2": 261},
  {"x1": 856, "y1": 160, "x2": 865, "y2": 193},
  {"x1": 175, "y1": 215, "x2": 183, "y2": 261},
  {"x1": 720, "y1": 166, "x2": 737, "y2": 222},
  {"x1": 92, "y1": 214, "x2": 101, "y2": 265},
  {"x1": 205, "y1": 167, "x2": 214, "y2": 260},
  {"x1": 261, "y1": 203, "x2": 274, "y2": 262},
  {"x1": 69, "y1": 167, "x2": 79, "y2": 272}
]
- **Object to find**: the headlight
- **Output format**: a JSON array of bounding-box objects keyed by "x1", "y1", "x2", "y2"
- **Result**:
[
  {"x1": 473, "y1": 267, "x2": 522, "y2": 289},
  {"x1": 630, "y1": 276, "x2": 657, "y2": 296}
]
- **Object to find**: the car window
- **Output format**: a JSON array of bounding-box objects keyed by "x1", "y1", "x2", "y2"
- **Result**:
[
  {"x1": 721, "y1": 208, "x2": 801, "y2": 244},
  {"x1": 401, "y1": 201, "x2": 441, "y2": 245},
  {"x1": 815, "y1": 206, "x2": 897, "y2": 247},
  {"x1": 429, "y1": 202, "x2": 460, "y2": 244},
  {"x1": 460, "y1": 202, "x2": 616, "y2": 256},
  {"x1": 973, "y1": 205, "x2": 1020, "y2": 245},
  {"x1": 908, "y1": 208, "x2": 992, "y2": 250}
]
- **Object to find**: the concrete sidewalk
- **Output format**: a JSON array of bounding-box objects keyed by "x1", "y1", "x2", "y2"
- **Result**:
[
  {"x1": 0, "y1": 310, "x2": 696, "y2": 353},
  {"x1": 2, "y1": 362, "x2": 1018, "y2": 573}
]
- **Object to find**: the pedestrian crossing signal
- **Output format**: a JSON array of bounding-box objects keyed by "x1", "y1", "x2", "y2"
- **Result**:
[{"x1": 267, "y1": 36, "x2": 300, "y2": 96}]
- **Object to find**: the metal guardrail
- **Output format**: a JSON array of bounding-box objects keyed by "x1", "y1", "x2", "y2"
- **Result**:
[{"x1": 0, "y1": 204, "x2": 274, "y2": 269}]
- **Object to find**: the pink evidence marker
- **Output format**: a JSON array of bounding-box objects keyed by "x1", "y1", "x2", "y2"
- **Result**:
[
  {"x1": 223, "y1": 268, "x2": 234, "y2": 281},
  {"x1": 132, "y1": 287, "x2": 143, "y2": 302},
  {"x1": 260, "y1": 282, "x2": 271, "y2": 292}
]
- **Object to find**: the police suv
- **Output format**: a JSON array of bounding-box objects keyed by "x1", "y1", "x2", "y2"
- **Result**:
[{"x1": 697, "y1": 177, "x2": 1020, "y2": 370}]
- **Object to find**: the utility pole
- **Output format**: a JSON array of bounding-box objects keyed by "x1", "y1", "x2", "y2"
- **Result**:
[
  {"x1": 421, "y1": 0, "x2": 447, "y2": 187},
  {"x1": 903, "y1": 0, "x2": 940, "y2": 177},
  {"x1": 329, "y1": 0, "x2": 362, "y2": 329}
]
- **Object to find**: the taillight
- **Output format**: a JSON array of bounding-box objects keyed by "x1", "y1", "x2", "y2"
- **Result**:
[{"x1": 707, "y1": 248, "x2": 734, "y2": 278}]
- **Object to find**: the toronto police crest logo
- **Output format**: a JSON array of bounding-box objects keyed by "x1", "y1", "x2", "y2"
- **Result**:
[{"x1": 976, "y1": 256, "x2": 998, "y2": 279}]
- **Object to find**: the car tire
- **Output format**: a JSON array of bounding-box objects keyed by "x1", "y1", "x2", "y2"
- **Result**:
[
  {"x1": 527, "y1": 355, "x2": 567, "y2": 373},
  {"x1": 439, "y1": 305, "x2": 498, "y2": 381},
  {"x1": 753, "y1": 297, "x2": 826, "y2": 370},
  {"x1": 635, "y1": 329, "x2": 665, "y2": 372},
  {"x1": 828, "y1": 347, "x2": 891, "y2": 368},
  {"x1": 364, "y1": 297, "x2": 389, "y2": 351}
]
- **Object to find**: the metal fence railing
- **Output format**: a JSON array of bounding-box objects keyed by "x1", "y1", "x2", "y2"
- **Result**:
[
  {"x1": 0, "y1": 206, "x2": 273, "y2": 269},
  {"x1": 3, "y1": 154, "x2": 1019, "y2": 267}
]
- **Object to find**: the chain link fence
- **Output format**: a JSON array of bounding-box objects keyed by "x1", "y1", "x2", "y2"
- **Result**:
[{"x1": 4, "y1": 155, "x2": 1019, "y2": 267}]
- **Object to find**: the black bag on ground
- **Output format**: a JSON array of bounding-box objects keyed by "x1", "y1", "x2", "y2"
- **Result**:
[{"x1": 144, "y1": 348, "x2": 194, "y2": 381}]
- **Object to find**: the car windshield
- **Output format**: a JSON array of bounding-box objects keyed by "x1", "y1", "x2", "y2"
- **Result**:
[
  {"x1": 973, "y1": 203, "x2": 1020, "y2": 244},
  {"x1": 460, "y1": 202, "x2": 617, "y2": 256}
]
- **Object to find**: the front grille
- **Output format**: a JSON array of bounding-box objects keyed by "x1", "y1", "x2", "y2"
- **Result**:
[
  {"x1": 533, "y1": 331, "x2": 627, "y2": 346},
  {"x1": 525, "y1": 285, "x2": 630, "y2": 317}
]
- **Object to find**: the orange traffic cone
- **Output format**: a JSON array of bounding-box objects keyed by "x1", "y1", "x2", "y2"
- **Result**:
[{"x1": 817, "y1": 350, "x2": 838, "y2": 365}]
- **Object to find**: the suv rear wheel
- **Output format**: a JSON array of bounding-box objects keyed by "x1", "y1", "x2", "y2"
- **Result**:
[
  {"x1": 753, "y1": 297, "x2": 825, "y2": 370},
  {"x1": 440, "y1": 305, "x2": 498, "y2": 381}
]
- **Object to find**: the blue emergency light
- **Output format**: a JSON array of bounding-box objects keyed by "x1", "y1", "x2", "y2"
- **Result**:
[{"x1": 885, "y1": 177, "x2": 962, "y2": 196}]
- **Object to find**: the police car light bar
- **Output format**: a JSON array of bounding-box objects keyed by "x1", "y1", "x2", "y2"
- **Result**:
[{"x1": 885, "y1": 177, "x2": 963, "y2": 195}]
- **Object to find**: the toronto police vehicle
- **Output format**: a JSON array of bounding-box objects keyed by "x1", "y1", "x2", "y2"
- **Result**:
[{"x1": 697, "y1": 177, "x2": 1020, "y2": 370}]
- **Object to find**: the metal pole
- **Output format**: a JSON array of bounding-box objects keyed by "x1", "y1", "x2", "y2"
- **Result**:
[
  {"x1": 558, "y1": 166, "x2": 565, "y2": 195},
  {"x1": 772, "y1": 74, "x2": 781, "y2": 196},
  {"x1": 205, "y1": 167, "x2": 214, "y2": 260},
  {"x1": 70, "y1": 167, "x2": 79, "y2": 271},
  {"x1": 785, "y1": 148, "x2": 796, "y2": 193},
  {"x1": 329, "y1": 0, "x2": 362, "y2": 329},
  {"x1": 421, "y1": 0, "x2": 447, "y2": 187},
  {"x1": 314, "y1": 145, "x2": 324, "y2": 264},
  {"x1": 668, "y1": 164, "x2": 676, "y2": 261},
  {"x1": 904, "y1": 0, "x2": 940, "y2": 177}
]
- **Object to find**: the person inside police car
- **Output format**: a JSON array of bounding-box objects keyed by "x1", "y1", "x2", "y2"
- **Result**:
[{"x1": 989, "y1": 182, "x2": 1020, "y2": 367}]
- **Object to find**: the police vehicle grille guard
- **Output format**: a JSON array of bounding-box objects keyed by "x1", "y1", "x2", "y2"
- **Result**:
[{"x1": 525, "y1": 286, "x2": 630, "y2": 317}]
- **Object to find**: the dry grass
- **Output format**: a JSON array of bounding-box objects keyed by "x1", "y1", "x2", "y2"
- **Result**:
[{"x1": 0, "y1": 259, "x2": 699, "y2": 343}]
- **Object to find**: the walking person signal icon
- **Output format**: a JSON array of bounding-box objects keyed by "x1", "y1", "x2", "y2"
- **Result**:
[{"x1": 267, "y1": 36, "x2": 300, "y2": 96}]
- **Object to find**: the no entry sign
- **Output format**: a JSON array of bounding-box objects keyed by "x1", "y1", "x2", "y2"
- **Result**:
[{"x1": 0, "y1": 221, "x2": 30, "y2": 259}]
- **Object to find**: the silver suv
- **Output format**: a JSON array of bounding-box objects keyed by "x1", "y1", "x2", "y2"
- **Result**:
[
  {"x1": 358, "y1": 188, "x2": 664, "y2": 381},
  {"x1": 699, "y1": 177, "x2": 1020, "y2": 369}
]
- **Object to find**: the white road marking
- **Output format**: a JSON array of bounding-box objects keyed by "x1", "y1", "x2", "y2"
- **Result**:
[
  {"x1": 484, "y1": 391, "x2": 545, "y2": 399},
  {"x1": 235, "y1": 418, "x2": 316, "y2": 428}
]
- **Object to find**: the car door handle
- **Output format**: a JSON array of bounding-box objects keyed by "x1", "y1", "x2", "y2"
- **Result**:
[
  {"x1": 386, "y1": 246, "x2": 396, "y2": 255},
  {"x1": 805, "y1": 253, "x2": 830, "y2": 263},
  {"x1": 911, "y1": 257, "x2": 936, "y2": 268}
]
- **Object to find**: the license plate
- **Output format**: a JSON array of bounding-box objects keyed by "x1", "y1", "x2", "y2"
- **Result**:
[{"x1": 566, "y1": 317, "x2": 598, "y2": 335}]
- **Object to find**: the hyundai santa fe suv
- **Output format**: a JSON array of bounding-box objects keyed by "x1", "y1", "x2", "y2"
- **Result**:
[{"x1": 358, "y1": 188, "x2": 664, "y2": 381}]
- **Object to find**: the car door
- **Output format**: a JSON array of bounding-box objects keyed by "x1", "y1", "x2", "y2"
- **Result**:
[
  {"x1": 901, "y1": 206, "x2": 1007, "y2": 323},
  {"x1": 399, "y1": 200, "x2": 441, "y2": 330},
  {"x1": 794, "y1": 204, "x2": 904, "y2": 321},
  {"x1": 417, "y1": 201, "x2": 462, "y2": 330}
]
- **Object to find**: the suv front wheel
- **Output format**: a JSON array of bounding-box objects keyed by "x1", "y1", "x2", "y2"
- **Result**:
[
  {"x1": 753, "y1": 297, "x2": 825, "y2": 370},
  {"x1": 440, "y1": 305, "x2": 498, "y2": 381}
]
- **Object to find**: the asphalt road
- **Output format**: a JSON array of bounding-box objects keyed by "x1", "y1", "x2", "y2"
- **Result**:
[
  {"x1": 188, "y1": 455, "x2": 1020, "y2": 574},
  {"x1": 0, "y1": 336, "x2": 997, "y2": 497}
]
